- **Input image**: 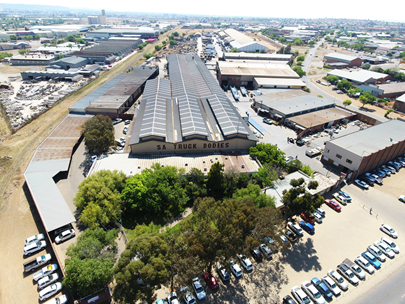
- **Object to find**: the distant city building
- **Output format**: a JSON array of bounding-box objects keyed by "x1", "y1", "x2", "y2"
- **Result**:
[{"x1": 87, "y1": 10, "x2": 107, "y2": 25}]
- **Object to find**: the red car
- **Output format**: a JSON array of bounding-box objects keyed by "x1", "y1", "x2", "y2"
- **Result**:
[
  {"x1": 204, "y1": 272, "x2": 219, "y2": 290},
  {"x1": 325, "y1": 199, "x2": 342, "y2": 212},
  {"x1": 300, "y1": 213, "x2": 315, "y2": 225}
]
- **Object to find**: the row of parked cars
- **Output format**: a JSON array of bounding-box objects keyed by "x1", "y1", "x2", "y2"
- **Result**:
[
  {"x1": 284, "y1": 235, "x2": 400, "y2": 304},
  {"x1": 23, "y1": 228, "x2": 75, "y2": 303},
  {"x1": 355, "y1": 156, "x2": 405, "y2": 189}
]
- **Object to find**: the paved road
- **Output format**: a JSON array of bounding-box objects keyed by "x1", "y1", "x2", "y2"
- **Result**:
[{"x1": 354, "y1": 264, "x2": 405, "y2": 304}]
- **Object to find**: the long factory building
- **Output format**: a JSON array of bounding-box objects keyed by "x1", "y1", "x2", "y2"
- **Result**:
[{"x1": 129, "y1": 53, "x2": 257, "y2": 154}]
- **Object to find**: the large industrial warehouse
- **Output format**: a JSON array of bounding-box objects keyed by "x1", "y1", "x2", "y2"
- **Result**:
[
  {"x1": 129, "y1": 53, "x2": 257, "y2": 154},
  {"x1": 321, "y1": 120, "x2": 405, "y2": 179}
]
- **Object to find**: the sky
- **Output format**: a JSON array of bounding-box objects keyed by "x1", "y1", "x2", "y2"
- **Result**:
[{"x1": 2, "y1": 0, "x2": 404, "y2": 22}]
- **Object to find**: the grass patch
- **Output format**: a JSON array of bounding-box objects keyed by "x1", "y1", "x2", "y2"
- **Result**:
[{"x1": 125, "y1": 222, "x2": 162, "y2": 241}]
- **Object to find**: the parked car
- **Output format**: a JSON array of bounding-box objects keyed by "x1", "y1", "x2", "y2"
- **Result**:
[
  {"x1": 288, "y1": 221, "x2": 304, "y2": 236},
  {"x1": 311, "y1": 277, "x2": 333, "y2": 301},
  {"x1": 229, "y1": 260, "x2": 242, "y2": 277},
  {"x1": 264, "y1": 237, "x2": 279, "y2": 252},
  {"x1": 183, "y1": 291, "x2": 196, "y2": 304},
  {"x1": 311, "y1": 212, "x2": 323, "y2": 223},
  {"x1": 204, "y1": 272, "x2": 219, "y2": 290},
  {"x1": 250, "y1": 248, "x2": 263, "y2": 262},
  {"x1": 315, "y1": 208, "x2": 325, "y2": 217},
  {"x1": 285, "y1": 156, "x2": 294, "y2": 164},
  {"x1": 382, "y1": 165, "x2": 396, "y2": 174},
  {"x1": 300, "y1": 213, "x2": 315, "y2": 225},
  {"x1": 321, "y1": 275, "x2": 341, "y2": 296},
  {"x1": 43, "y1": 295, "x2": 67, "y2": 304},
  {"x1": 25, "y1": 234, "x2": 45, "y2": 246},
  {"x1": 327, "y1": 269, "x2": 348, "y2": 291},
  {"x1": 332, "y1": 193, "x2": 347, "y2": 205},
  {"x1": 38, "y1": 273, "x2": 59, "y2": 290},
  {"x1": 259, "y1": 243, "x2": 273, "y2": 259},
  {"x1": 283, "y1": 295, "x2": 298, "y2": 304},
  {"x1": 301, "y1": 281, "x2": 325, "y2": 304},
  {"x1": 338, "y1": 190, "x2": 352, "y2": 203},
  {"x1": 362, "y1": 176, "x2": 374, "y2": 186},
  {"x1": 343, "y1": 258, "x2": 366, "y2": 280},
  {"x1": 55, "y1": 228, "x2": 75, "y2": 244},
  {"x1": 299, "y1": 221, "x2": 315, "y2": 234},
  {"x1": 374, "y1": 240, "x2": 395, "y2": 259},
  {"x1": 284, "y1": 229, "x2": 297, "y2": 242},
  {"x1": 361, "y1": 252, "x2": 381, "y2": 269},
  {"x1": 277, "y1": 233, "x2": 289, "y2": 246},
  {"x1": 399, "y1": 195, "x2": 405, "y2": 202},
  {"x1": 24, "y1": 241, "x2": 47, "y2": 256},
  {"x1": 354, "y1": 179, "x2": 369, "y2": 189},
  {"x1": 381, "y1": 237, "x2": 400, "y2": 254},
  {"x1": 124, "y1": 120, "x2": 131, "y2": 125},
  {"x1": 380, "y1": 224, "x2": 398, "y2": 238},
  {"x1": 238, "y1": 254, "x2": 253, "y2": 271},
  {"x1": 367, "y1": 245, "x2": 386, "y2": 262},
  {"x1": 354, "y1": 255, "x2": 375, "y2": 274},
  {"x1": 291, "y1": 285, "x2": 313, "y2": 304},
  {"x1": 372, "y1": 168, "x2": 386, "y2": 178},
  {"x1": 39, "y1": 282, "x2": 62, "y2": 302},
  {"x1": 167, "y1": 292, "x2": 180, "y2": 304},
  {"x1": 216, "y1": 264, "x2": 230, "y2": 281},
  {"x1": 379, "y1": 167, "x2": 391, "y2": 176},
  {"x1": 33, "y1": 264, "x2": 58, "y2": 282},
  {"x1": 324, "y1": 199, "x2": 341, "y2": 212},
  {"x1": 388, "y1": 161, "x2": 401, "y2": 171},
  {"x1": 336, "y1": 263, "x2": 359, "y2": 286},
  {"x1": 263, "y1": 118, "x2": 273, "y2": 125},
  {"x1": 192, "y1": 277, "x2": 206, "y2": 300}
]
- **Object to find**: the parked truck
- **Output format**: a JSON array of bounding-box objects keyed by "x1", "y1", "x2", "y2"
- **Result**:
[
  {"x1": 23, "y1": 254, "x2": 52, "y2": 272},
  {"x1": 305, "y1": 148, "x2": 321, "y2": 157}
]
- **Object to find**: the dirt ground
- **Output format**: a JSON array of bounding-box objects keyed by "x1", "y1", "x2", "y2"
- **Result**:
[{"x1": 0, "y1": 26, "x2": 180, "y2": 304}]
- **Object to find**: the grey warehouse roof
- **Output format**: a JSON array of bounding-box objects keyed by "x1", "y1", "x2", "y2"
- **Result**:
[
  {"x1": 324, "y1": 53, "x2": 361, "y2": 63},
  {"x1": 328, "y1": 120, "x2": 405, "y2": 157}
]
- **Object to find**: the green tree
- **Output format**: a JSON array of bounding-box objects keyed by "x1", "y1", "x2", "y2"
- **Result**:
[
  {"x1": 337, "y1": 79, "x2": 352, "y2": 91},
  {"x1": 169, "y1": 40, "x2": 177, "y2": 46},
  {"x1": 0, "y1": 52, "x2": 13, "y2": 60},
  {"x1": 343, "y1": 99, "x2": 352, "y2": 107},
  {"x1": 154, "y1": 45, "x2": 162, "y2": 51},
  {"x1": 252, "y1": 164, "x2": 278, "y2": 188},
  {"x1": 121, "y1": 164, "x2": 188, "y2": 222},
  {"x1": 326, "y1": 75, "x2": 339, "y2": 84},
  {"x1": 76, "y1": 38, "x2": 85, "y2": 44},
  {"x1": 394, "y1": 72, "x2": 405, "y2": 81},
  {"x1": 162, "y1": 40, "x2": 167, "y2": 46},
  {"x1": 301, "y1": 165, "x2": 314, "y2": 177},
  {"x1": 185, "y1": 168, "x2": 206, "y2": 202},
  {"x1": 292, "y1": 38, "x2": 304, "y2": 46},
  {"x1": 143, "y1": 53, "x2": 153, "y2": 59},
  {"x1": 74, "y1": 170, "x2": 126, "y2": 228},
  {"x1": 385, "y1": 109, "x2": 393, "y2": 117},
  {"x1": 297, "y1": 55, "x2": 305, "y2": 61},
  {"x1": 233, "y1": 184, "x2": 276, "y2": 208},
  {"x1": 383, "y1": 68, "x2": 399, "y2": 78},
  {"x1": 173, "y1": 31, "x2": 179, "y2": 37},
  {"x1": 231, "y1": 47, "x2": 238, "y2": 53},
  {"x1": 370, "y1": 67, "x2": 383, "y2": 73},
  {"x1": 399, "y1": 51, "x2": 405, "y2": 58},
  {"x1": 114, "y1": 233, "x2": 170, "y2": 304},
  {"x1": 348, "y1": 88, "x2": 361, "y2": 95},
  {"x1": 281, "y1": 178, "x2": 324, "y2": 218},
  {"x1": 249, "y1": 143, "x2": 286, "y2": 167},
  {"x1": 81, "y1": 115, "x2": 115, "y2": 154},
  {"x1": 10, "y1": 34, "x2": 17, "y2": 40},
  {"x1": 63, "y1": 228, "x2": 118, "y2": 298},
  {"x1": 359, "y1": 91, "x2": 376, "y2": 107},
  {"x1": 206, "y1": 162, "x2": 225, "y2": 199},
  {"x1": 284, "y1": 44, "x2": 292, "y2": 54},
  {"x1": 361, "y1": 63, "x2": 371, "y2": 70},
  {"x1": 286, "y1": 159, "x2": 303, "y2": 173},
  {"x1": 293, "y1": 66, "x2": 306, "y2": 77}
]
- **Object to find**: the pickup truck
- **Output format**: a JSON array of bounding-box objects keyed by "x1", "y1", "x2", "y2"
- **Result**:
[
  {"x1": 23, "y1": 254, "x2": 52, "y2": 272},
  {"x1": 33, "y1": 264, "x2": 58, "y2": 282},
  {"x1": 332, "y1": 193, "x2": 348, "y2": 205},
  {"x1": 306, "y1": 148, "x2": 321, "y2": 157}
]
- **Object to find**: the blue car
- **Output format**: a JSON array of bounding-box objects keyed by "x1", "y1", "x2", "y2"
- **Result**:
[
  {"x1": 156, "y1": 300, "x2": 165, "y2": 304},
  {"x1": 311, "y1": 277, "x2": 333, "y2": 300},
  {"x1": 362, "y1": 252, "x2": 381, "y2": 269},
  {"x1": 299, "y1": 221, "x2": 314, "y2": 234},
  {"x1": 338, "y1": 190, "x2": 352, "y2": 202}
]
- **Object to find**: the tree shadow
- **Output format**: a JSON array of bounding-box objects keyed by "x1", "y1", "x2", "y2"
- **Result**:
[
  {"x1": 279, "y1": 238, "x2": 322, "y2": 272},
  {"x1": 358, "y1": 106, "x2": 376, "y2": 113},
  {"x1": 78, "y1": 152, "x2": 92, "y2": 178}
]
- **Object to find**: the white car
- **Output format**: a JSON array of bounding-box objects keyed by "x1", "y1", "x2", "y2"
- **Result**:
[
  {"x1": 238, "y1": 254, "x2": 253, "y2": 271},
  {"x1": 291, "y1": 285, "x2": 313, "y2": 304},
  {"x1": 354, "y1": 256, "x2": 375, "y2": 274},
  {"x1": 347, "y1": 262, "x2": 366, "y2": 280},
  {"x1": 24, "y1": 241, "x2": 47, "y2": 256},
  {"x1": 328, "y1": 269, "x2": 348, "y2": 291},
  {"x1": 33, "y1": 264, "x2": 58, "y2": 282},
  {"x1": 183, "y1": 291, "x2": 196, "y2": 304},
  {"x1": 25, "y1": 234, "x2": 45, "y2": 246},
  {"x1": 38, "y1": 273, "x2": 59, "y2": 290},
  {"x1": 312, "y1": 212, "x2": 323, "y2": 223},
  {"x1": 322, "y1": 275, "x2": 341, "y2": 296},
  {"x1": 192, "y1": 277, "x2": 206, "y2": 300},
  {"x1": 380, "y1": 224, "x2": 398, "y2": 238},
  {"x1": 354, "y1": 179, "x2": 369, "y2": 189},
  {"x1": 399, "y1": 195, "x2": 405, "y2": 202},
  {"x1": 301, "y1": 281, "x2": 325, "y2": 304},
  {"x1": 43, "y1": 294, "x2": 68, "y2": 304},
  {"x1": 55, "y1": 229, "x2": 75, "y2": 244},
  {"x1": 167, "y1": 292, "x2": 180, "y2": 304},
  {"x1": 259, "y1": 244, "x2": 272, "y2": 259},
  {"x1": 367, "y1": 245, "x2": 386, "y2": 262},
  {"x1": 229, "y1": 260, "x2": 242, "y2": 277},
  {"x1": 39, "y1": 282, "x2": 62, "y2": 301},
  {"x1": 374, "y1": 240, "x2": 395, "y2": 259},
  {"x1": 337, "y1": 264, "x2": 359, "y2": 286},
  {"x1": 288, "y1": 221, "x2": 304, "y2": 236},
  {"x1": 381, "y1": 237, "x2": 400, "y2": 254}
]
